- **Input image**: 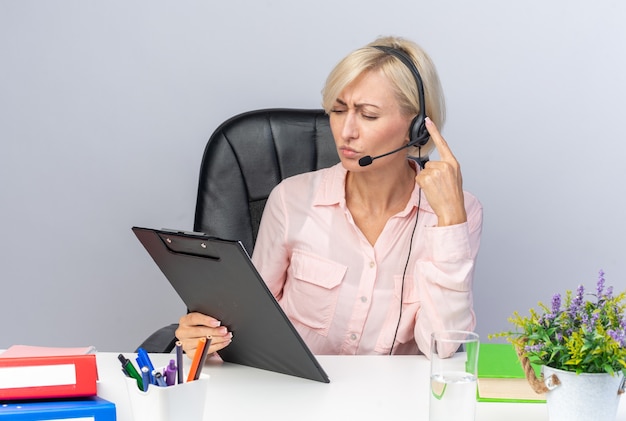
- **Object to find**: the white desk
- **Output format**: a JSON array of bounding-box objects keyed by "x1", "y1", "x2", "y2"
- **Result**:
[{"x1": 96, "y1": 352, "x2": 626, "y2": 421}]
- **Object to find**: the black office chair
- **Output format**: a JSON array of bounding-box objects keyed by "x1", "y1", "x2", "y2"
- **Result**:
[{"x1": 136, "y1": 108, "x2": 340, "y2": 353}]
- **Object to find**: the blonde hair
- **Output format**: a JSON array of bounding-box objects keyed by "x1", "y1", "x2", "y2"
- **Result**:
[{"x1": 321, "y1": 36, "x2": 446, "y2": 156}]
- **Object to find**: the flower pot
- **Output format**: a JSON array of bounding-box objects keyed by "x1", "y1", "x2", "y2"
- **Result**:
[{"x1": 543, "y1": 365, "x2": 624, "y2": 421}]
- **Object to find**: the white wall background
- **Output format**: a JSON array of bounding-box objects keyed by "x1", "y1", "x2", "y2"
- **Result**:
[{"x1": 1, "y1": 0, "x2": 624, "y2": 352}]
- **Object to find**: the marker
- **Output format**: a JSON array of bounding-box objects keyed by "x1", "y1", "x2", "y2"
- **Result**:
[
  {"x1": 175, "y1": 341, "x2": 184, "y2": 384},
  {"x1": 141, "y1": 366, "x2": 150, "y2": 392},
  {"x1": 118, "y1": 354, "x2": 143, "y2": 391},
  {"x1": 164, "y1": 359, "x2": 177, "y2": 386}
]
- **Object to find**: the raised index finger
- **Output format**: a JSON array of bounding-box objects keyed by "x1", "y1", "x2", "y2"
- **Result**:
[{"x1": 425, "y1": 117, "x2": 457, "y2": 163}]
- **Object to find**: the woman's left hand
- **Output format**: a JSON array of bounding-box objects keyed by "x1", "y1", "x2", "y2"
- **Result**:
[{"x1": 415, "y1": 117, "x2": 467, "y2": 227}]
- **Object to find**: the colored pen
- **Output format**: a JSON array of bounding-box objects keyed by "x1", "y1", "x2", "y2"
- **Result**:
[
  {"x1": 141, "y1": 366, "x2": 150, "y2": 392},
  {"x1": 137, "y1": 348, "x2": 156, "y2": 384},
  {"x1": 136, "y1": 357, "x2": 151, "y2": 384},
  {"x1": 153, "y1": 370, "x2": 167, "y2": 387},
  {"x1": 187, "y1": 336, "x2": 208, "y2": 382},
  {"x1": 118, "y1": 354, "x2": 143, "y2": 391},
  {"x1": 175, "y1": 341, "x2": 184, "y2": 384},
  {"x1": 164, "y1": 359, "x2": 177, "y2": 386}
]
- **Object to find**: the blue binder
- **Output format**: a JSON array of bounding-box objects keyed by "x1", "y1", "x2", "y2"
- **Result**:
[{"x1": 0, "y1": 396, "x2": 116, "y2": 420}]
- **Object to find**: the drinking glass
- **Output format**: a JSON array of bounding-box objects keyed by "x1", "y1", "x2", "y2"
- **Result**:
[{"x1": 429, "y1": 330, "x2": 480, "y2": 421}]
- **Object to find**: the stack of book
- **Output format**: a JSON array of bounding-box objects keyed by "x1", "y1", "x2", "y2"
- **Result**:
[
  {"x1": 0, "y1": 345, "x2": 116, "y2": 420},
  {"x1": 477, "y1": 342, "x2": 546, "y2": 403}
]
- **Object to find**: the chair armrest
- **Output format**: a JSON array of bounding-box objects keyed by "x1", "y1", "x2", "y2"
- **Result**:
[{"x1": 135, "y1": 323, "x2": 179, "y2": 353}]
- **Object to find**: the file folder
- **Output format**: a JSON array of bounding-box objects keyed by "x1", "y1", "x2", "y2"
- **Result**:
[
  {"x1": 0, "y1": 354, "x2": 98, "y2": 400},
  {"x1": 0, "y1": 396, "x2": 115, "y2": 420}
]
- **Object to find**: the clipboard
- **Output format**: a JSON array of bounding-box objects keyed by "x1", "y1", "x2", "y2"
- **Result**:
[{"x1": 132, "y1": 226, "x2": 330, "y2": 383}]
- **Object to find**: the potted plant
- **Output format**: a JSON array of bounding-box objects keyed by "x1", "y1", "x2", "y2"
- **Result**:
[{"x1": 493, "y1": 270, "x2": 626, "y2": 421}]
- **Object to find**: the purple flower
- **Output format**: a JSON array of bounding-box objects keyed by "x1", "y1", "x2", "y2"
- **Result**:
[
  {"x1": 574, "y1": 285, "x2": 585, "y2": 305},
  {"x1": 542, "y1": 314, "x2": 554, "y2": 324},
  {"x1": 551, "y1": 293, "x2": 561, "y2": 314},
  {"x1": 525, "y1": 343, "x2": 543, "y2": 353},
  {"x1": 597, "y1": 270, "x2": 605, "y2": 297},
  {"x1": 607, "y1": 329, "x2": 626, "y2": 347},
  {"x1": 581, "y1": 312, "x2": 589, "y2": 327},
  {"x1": 569, "y1": 285, "x2": 585, "y2": 318}
]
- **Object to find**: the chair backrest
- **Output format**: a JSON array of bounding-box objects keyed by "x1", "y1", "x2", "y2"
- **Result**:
[{"x1": 193, "y1": 108, "x2": 340, "y2": 254}]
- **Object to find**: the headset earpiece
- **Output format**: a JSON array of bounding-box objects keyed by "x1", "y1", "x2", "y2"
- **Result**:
[{"x1": 409, "y1": 114, "x2": 429, "y2": 147}]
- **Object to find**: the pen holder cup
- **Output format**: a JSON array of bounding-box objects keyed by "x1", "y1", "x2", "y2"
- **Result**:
[{"x1": 124, "y1": 375, "x2": 209, "y2": 421}]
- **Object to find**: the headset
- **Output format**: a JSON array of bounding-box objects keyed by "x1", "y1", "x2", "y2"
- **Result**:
[{"x1": 358, "y1": 45, "x2": 430, "y2": 167}]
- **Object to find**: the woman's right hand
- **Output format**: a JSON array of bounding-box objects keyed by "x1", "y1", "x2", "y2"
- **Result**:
[{"x1": 175, "y1": 312, "x2": 233, "y2": 359}]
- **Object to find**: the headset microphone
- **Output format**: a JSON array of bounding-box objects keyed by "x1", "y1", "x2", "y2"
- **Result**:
[
  {"x1": 359, "y1": 45, "x2": 430, "y2": 168},
  {"x1": 358, "y1": 125, "x2": 426, "y2": 167},
  {"x1": 358, "y1": 141, "x2": 419, "y2": 167}
]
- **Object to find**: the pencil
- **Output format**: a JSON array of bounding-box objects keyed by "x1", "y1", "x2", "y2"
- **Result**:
[
  {"x1": 186, "y1": 336, "x2": 209, "y2": 382},
  {"x1": 194, "y1": 336, "x2": 212, "y2": 381},
  {"x1": 175, "y1": 341, "x2": 184, "y2": 384}
]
